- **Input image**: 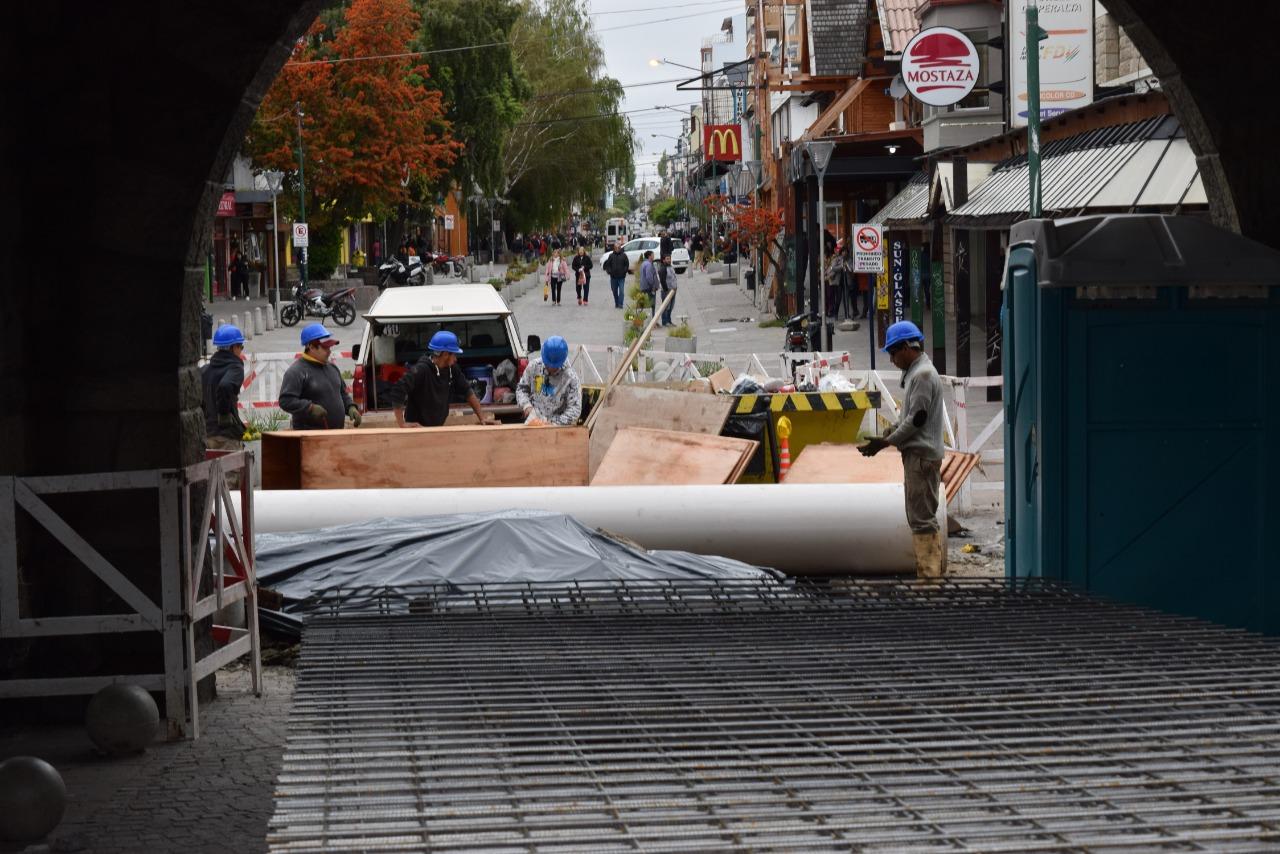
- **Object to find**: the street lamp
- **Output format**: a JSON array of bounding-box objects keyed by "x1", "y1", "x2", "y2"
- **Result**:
[
  {"x1": 804, "y1": 140, "x2": 835, "y2": 351},
  {"x1": 649, "y1": 58, "x2": 699, "y2": 73},
  {"x1": 293, "y1": 101, "x2": 308, "y2": 287},
  {"x1": 264, "y1": 170, "x2": 284, "y2": 309}
]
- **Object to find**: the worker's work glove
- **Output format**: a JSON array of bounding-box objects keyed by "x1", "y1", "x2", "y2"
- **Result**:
[
  {"x1": 346, "y1": 405, "x2": 362, "y2": 427},
  {"x1": 859, "y1": 437, "x2": 889, "y2": 457},
  {"x1": 306, "y1": 404, "x2": 328, "y2": 426}
]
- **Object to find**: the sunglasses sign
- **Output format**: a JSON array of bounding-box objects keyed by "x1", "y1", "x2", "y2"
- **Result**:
[{"x1": 901, "y1": 27, "x2": 980, "y2": 107}]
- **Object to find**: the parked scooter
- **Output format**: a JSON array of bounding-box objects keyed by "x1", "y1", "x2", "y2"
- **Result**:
[
  {"x1": 784, "y1": 311, "x2": 819, "y2": 352},
  {"x1": 279, "y1": 283, "x2": 357, "y2": 327},
  {"x1": 377, "y1": 255, "x2": 427, "y2": 289}
]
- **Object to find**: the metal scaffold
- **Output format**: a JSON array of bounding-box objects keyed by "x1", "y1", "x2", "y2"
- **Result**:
[{"x1": 270, "y1": 579, "x2": 1280, "y2": 852}]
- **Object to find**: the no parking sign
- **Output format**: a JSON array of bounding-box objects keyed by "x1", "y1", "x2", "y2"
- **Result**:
[{"x1": 852, "y1": 224, "x2": 883, "y2": 273}]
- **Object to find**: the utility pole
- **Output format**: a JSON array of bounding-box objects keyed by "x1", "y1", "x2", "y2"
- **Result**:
[
  {"x1": 294, "y1": 101, "x2": 308, "y2": 286},
  {"x1": 1026, "y1": 1, "x2": 1047, "y2": 217}
]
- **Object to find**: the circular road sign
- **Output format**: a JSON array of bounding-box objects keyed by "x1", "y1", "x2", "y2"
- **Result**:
[{"x1": 856, "y1": 226, "x2": 881, "y2": 253}]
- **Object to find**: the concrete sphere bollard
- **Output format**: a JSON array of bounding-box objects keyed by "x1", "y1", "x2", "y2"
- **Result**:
[
  {"x1": 85, "y1": 684, "x2": 159, "y2": 755},
  {"x1": 0, "y1": 756, "x2": 66, "y2": 843}
]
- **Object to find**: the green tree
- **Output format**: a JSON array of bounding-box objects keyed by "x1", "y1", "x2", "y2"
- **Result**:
[
  {"x1": 502, "y1": 0, "x2": 635, "y2": 230},
  {"x1": 413, "y1": 0, "x2": 528, "y2": 197},
  {"x1": 650, "y1": 197, "x2": 686, "y2": 226}
]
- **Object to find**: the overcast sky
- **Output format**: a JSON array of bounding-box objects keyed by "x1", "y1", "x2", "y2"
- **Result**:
[{"x1": 591, "y1": 0, "x2": 744, "y2": 190}]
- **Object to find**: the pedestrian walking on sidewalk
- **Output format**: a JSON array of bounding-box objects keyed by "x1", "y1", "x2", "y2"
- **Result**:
[
  {"x1": 278, "y1": 323, "x2": 359, "y2": 431},
  {"x1": 389, "y1": 330, "x2": 486, "y2": 427},
  {"x1": 603, "y1": 238, "x2": 630, "y2": 308},
  {"x1": 202, "y1": 325, "x2": 247, "y2": 451},
  {"x1": 657, "y1": 254, "x2": 677, "y2": 327},
  {"x1": 229, "y1": 250, "x2": 249, "y2": 300},
  {"x1": 516, "y1": 336, "x2": 582, "y2": 426},
  {"x1": 639, "y1": 251, "x2": 659, "y2": 319},
  {"x1": 859, "y1": 321, "x2": 946, "y2": 578},
  {"x1": 571, "y1": 245, "x2": 593, "y2": 306},
  {"x1": 544, "y1": 249, "x2": 570, "y2": 305},
  {"x1": 691, "y1": 231, "x2": 706, "y2": 272}
]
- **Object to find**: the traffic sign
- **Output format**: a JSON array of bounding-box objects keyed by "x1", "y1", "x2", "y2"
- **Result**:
[
  {"x1": 853, "y1": 223, "x2": 883, "y2": 273},
  {"x1": 444, "y1": 215, "x2": 455, "y2": 230},
  {"x1": 292, "y1": 222, "x2": 309, "y2": 247}
]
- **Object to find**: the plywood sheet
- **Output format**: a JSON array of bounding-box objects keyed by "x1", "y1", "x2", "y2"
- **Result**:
[
  {"x1": 261, "y1": 425, "x2": 588, "y2": 489},
  {"x1": 588, "y1": 386, "x2": 734, "y2": 477},
  {"x1": 784, "y1": 443, "x2": 904, "y2": 484},
  {"x1": 591, "y1": 427, "x2": 756, "y2": 486},
  {"x1": 708, "y1": 367, "x2": 736, "y2": 394}
]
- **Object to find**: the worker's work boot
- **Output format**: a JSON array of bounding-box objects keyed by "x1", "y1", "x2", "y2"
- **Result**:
[{"x1": 912, "y1": 531, "x2": 946, "y2": 579}]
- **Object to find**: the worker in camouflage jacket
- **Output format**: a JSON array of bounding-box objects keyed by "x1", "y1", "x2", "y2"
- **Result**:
[
  {"x1": 860, "y1": 321, "x2": 946, "y2": 578},
  {"x1": 516, "y1": 336, "x2": 582, "y2": 426}
]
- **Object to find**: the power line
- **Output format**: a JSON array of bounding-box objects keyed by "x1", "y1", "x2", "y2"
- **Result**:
[
  {"x1": 588, "y1": 0, "x2": 737, "y2": 15},
  {"x1": 596, "y1": 7, "x2": 741, "y2": 32}
]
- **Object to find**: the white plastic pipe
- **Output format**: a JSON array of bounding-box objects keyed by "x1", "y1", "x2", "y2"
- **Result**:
[{"x1": 248, "y1": 484, "x2": 944, "y2": 575}]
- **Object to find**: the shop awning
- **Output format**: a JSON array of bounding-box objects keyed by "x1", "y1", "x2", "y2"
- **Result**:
[
  {"x1": 947, "y1": 115, "x2": 1205, "y2": 226},
  {"x1": 869, "y1": 171, "x2": 929, "y2": 227}
]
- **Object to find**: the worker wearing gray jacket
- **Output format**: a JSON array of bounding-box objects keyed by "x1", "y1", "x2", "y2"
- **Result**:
[
  {"x1": 278, "y1": 323, "x2": 359, "y2": 430},
  {"x1": 860, "y1": 321, "x2": 946, "y2": 577},
  {"x1": 516, "y1": 336, "x2": 582, "y2": 426}
]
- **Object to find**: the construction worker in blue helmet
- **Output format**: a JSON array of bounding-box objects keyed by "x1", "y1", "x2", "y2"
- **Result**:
[
  {"x1": 390, "y1": 329, "x2": 487, "y2": 427},
  {"x1": 201, "y1": 324, "x2": 248, "y2": 450},
  {"x1": 516, "y1": 335, "x2": 582, "y2": 426},
  {"x1": 860, "y1": 320, "x2": 947, "y2": 578},
  {"x1": 278, "y1": 323, "x2": 360, "y2": 430}
]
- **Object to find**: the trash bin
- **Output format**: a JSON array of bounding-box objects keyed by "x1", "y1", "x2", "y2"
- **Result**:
[
  {"x1": 1003, "y1": 214, "x2": 1280, "y2": 633},
  {"x1": 745, "y1": 269, "x2": 755, "y2": 291}
]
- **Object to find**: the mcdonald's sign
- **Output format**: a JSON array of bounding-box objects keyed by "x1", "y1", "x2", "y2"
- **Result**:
[{"x1": 703, "y1": 124, "x2": 742, "y2": 162}]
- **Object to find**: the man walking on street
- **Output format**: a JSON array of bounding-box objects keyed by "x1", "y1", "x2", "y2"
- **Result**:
[
  {"x1": 390, "y1": 330, "x2": 487, "y2": 427},
  {"x1": 603, "y1": 238, "x2": 630, "y2": 308},
  {"x1": 639, "y1": 250, "x2": 660, "y2": 319},
  {"x1": 859, "y1": 321, "x2": 946, "y2": 577},
  {"x1": 690, "y1": 231, "x2": 705, "y2": 272},
  {"x1": 517, "y1": 336, "x2": 582, "y2": 426},
  {"x1": 202, "y1": 324, "x2": 247, "y2": 451},
  {"x1": 278, "y1": 323, "x2": 360, "y2": 430}
]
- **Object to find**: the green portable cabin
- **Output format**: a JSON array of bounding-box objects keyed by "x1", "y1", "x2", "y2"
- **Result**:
[{"x1": 1003, "y1": 215, "x2": 1280, "y2": 633}]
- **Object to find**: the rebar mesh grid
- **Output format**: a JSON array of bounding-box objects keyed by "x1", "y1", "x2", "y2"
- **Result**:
[{"x1": 269, "y1": 579, "x2": 1280, "y2": 852}]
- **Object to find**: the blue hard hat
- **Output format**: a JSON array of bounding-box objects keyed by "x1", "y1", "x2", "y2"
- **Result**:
[
  {"x1": 212, "y1": 325, "x2": 245, "y2": 348},
  {"x1": 883, "y1": 320, "x2": 924, "y2": 352},
  {"x1": 428, "y1": 330, "x2": 463, "y2": 354},
  {"x1": 300, "y1": 323, "x2": 336, "y2": 347},
  {"x1": 542, "y1": 335, "x2": 569, "y2": 369}
]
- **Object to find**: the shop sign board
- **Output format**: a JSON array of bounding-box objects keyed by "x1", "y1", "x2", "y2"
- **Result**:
[
  {"x1": 215, "y1": 191, "x2": 236, "y2": 217},
  {"x1": 901, "y1": 27, "x2": 980, "y2": 107},
  {"x1": 890, "y1": 236, "x2": 907, "y2": 323},
  {"x1": 852, "y1": 223, "x2": 884, "y2": 273},
  {"x1": 444, "y1": 215, "x2": 455, "y2": 230},
  {"x1": 1009, "y1": 0, "x2": 1094, "y2": 127}
]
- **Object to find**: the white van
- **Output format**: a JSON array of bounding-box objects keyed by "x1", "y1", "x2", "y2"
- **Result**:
[
  {"x1": 351, "y1": 284, "x2": 533, "y2": 422},
  {"x1": 604, "y1": 217, "x2": 628, "y2": 244}
]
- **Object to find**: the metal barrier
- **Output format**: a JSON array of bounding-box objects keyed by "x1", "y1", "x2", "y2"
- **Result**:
[{"x1": 0, "y1": 452, "x2": 262, "y2": 739}]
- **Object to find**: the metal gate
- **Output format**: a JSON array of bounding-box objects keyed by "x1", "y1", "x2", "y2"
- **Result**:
[{"x1": 270, "y1": 579, "x2": 1280, "y2": 851}]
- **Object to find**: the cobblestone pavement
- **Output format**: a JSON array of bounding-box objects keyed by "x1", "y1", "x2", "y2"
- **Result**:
[{"x1": 0, "y1": 665, "x2": 294, "y2": 854}]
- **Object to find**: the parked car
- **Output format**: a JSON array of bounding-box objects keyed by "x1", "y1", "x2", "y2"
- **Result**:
[
  {"x1": 598, "y1": 236, "x2": 690, "y2": 275},
  {"x1": 351, "y1": 284, "x2": 537, "y2": 422}
]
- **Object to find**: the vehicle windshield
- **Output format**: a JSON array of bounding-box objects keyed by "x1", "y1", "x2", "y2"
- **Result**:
[{"x1": 373, "y1": 318, "x2": 512, "y2": 367}]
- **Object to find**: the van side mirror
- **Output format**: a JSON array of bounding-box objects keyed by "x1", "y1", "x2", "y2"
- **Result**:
[
  {"x1": 527, "y1": 334, "x2": 541, "y2": 352},
  {"x1": 351, "y1": 343, "x2": 361, "y2": 361}
]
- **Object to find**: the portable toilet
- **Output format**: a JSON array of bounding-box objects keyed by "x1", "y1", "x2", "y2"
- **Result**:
[{"x1": 1003, "y1": 215, "x2": 1280, "y2": 633}]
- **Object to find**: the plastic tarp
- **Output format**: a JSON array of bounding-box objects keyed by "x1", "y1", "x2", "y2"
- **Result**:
[{"x1": 255, "y1": 510, "x2": 782, "y2": 635}]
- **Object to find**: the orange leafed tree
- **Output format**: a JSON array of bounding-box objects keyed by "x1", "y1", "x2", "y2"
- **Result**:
[{"x1": 247, "y1": 0, "x2": 460, "y2": 230}]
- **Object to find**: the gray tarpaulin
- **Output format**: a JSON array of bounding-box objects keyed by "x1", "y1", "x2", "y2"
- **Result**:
[{"x1": 255, "y1": 510, "x2": 782, "y2": 635}]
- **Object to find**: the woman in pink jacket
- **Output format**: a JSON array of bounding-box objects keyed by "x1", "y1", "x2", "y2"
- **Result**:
[{"x1": 544, "y1": 249, "x2": 570, "y2": 306}]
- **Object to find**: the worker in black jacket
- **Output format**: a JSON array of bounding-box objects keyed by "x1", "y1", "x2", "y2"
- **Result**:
[
  {"x1": 390, "y1": 330, "x2": 486, "y2": 427},
  {"x1": 202, "y1": 324, "x2": 247, "y2": 450},
  {"x1": 602, "y1": 238, "x2": 631, "y2": 308}
]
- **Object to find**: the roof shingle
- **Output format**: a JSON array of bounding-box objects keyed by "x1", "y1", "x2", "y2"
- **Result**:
[
  {"x1": 806, "y1": 0, "x2": 868, "y2": 77},
  {"x1": 875, "y1": 0, "x2": 919, "y2": 55}
]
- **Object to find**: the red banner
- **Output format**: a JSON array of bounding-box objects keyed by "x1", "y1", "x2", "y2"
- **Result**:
[
  {"x1": 703, "y1": 124, "x2": 743, "y2": 162},
  {"x1": 215, "y1": 191, "x2": 236, "y2": 217}
]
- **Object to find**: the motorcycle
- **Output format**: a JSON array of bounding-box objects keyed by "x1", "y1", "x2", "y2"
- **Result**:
[
  {"x1": 377, "y1": 255, "x2": 427, "y2": 290},
  {"x1": 784, "y1": 311, "x2": 819, "y2": 352},
  {"x1": 429, "y1": 251, "x2": 468, "y2": 278},
  {"x1": 279, "y1": 283, "x2": 357, "y2": 327}
]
